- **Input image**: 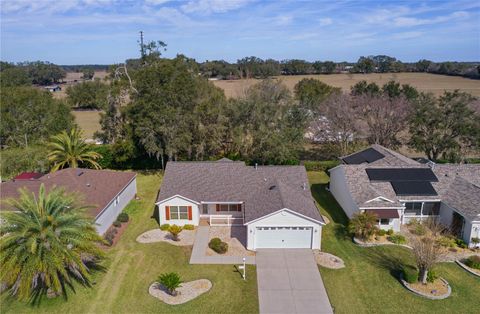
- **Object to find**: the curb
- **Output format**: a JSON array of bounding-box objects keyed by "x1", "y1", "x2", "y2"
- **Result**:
[
  {"x1": 400, "y1": 276, "x2": 451, "y2": 300},
  {"x1": 455, "y1": 260, "x2": 480, "y2": 278}
]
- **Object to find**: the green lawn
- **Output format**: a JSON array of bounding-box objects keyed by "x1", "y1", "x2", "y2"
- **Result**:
[
  {"x1": 308, "y1": 171, "x2": 480, "y2": 314},
  {"x1": 1, "y1": 172, "x2": 258, "y2": 313}
]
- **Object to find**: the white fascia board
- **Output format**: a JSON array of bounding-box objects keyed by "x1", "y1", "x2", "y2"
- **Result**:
[
  {"x1": 155, "y1": 194, "x2": 200, "y2": 206},
  {"x1": 244, "y1": 207, "x2": 325, "y2": 226}
]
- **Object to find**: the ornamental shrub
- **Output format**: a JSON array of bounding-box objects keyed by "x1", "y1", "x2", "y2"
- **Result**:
[
  {"x1": 183, "y1": 224, "x2": 195, "y2": 230},
  {"x1": 427, "y1": 269, "x2": 438, "y2": 283},
  {"x1": 402, "y1": 266, "x2": 418, "y2": 284},
  {"x1": 386, "y1": 229, "x2": 394, "y2": 236},
  {"x1": 465, "y1": 255, "x2": 480, "y2": 270},
  {"x1": 113, "y1": 220, "x2": 121, "y2": 227},
  {"x1": 209, "y1": 237, "x2": 228, "y2": 254},
  {"x1": 388, "y1": 234, "x2": 406, "y2": 245},
  {"x1": 377, "y1": 229, "x2": 387, "y2": 236},
  {"x1": 158, "y1": 272, "x2": 182, "y2": 296},
  {"x1": 117, "y1": 212, "x2": 129, "y2": 223},
  {"x1": 160, "y1": 224, "x2": 170, "y2": 231}
]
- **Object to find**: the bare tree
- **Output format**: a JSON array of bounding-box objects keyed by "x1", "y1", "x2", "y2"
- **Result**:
[
  {"x1": 357, "y1": 94, "x2": 411, "y2": 148},
  {"x1": 409, "y1": 218, "x2": 445, "y2": 284},
  {"x1": 310, "y1": 93, "x2": 360, "y2": 155}
]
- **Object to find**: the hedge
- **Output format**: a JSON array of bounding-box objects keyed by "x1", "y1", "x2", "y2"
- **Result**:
[{"x1": 302, "y1": 160, "x2": 340, "y2": 172}]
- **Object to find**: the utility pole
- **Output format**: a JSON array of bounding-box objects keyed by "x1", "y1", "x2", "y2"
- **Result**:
[{"x1": 139, "y1": 31, "x2": 145, "y2": 60}]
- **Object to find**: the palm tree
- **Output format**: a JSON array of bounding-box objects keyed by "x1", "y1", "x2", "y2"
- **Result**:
[
  {"x1": 348, "y1": 211, "x2": 379, "y2": 241},
  {"x1": 0, "y1": 184, "x2": 105, "y2": 300},
  {"x1": 47, "y1": 128, "x2": 102, "y2": 172}
]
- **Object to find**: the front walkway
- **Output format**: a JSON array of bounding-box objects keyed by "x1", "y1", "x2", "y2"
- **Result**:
[
  {"x1": 256, "y1": 249, "x2": 333, "y2": 314},
  {"x1": 189, "y1": 226, "x2": 256, "y2": 264}
]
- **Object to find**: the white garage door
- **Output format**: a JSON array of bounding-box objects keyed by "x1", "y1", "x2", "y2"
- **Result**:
[{"x1": 255, "y1": 226, "x2": 313, "y2": 249}]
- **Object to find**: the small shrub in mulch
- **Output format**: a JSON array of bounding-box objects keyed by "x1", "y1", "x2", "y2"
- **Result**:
[
  {"x1": 160, "y1": 224, "x2": 170, "y2": 231},
  {"x1": 113, "y1": 220, "x2": 122, "y2": 228},
  {"x1": 376, "y1": 229, "x2": 387, "y2": 236},
  {"x1": 465, "y1": 255, "x2": 480, "y2": 270},
  {"x1": 455, "y1": 238, "x2": 467, "y2": 249},
  {"x1": 386, "y1": 229, "x2": 394, "y2": 236},
  {"x1": 388, "y1": 234, "x2": 406, "y2": 244},
  {"x1": 104, "y1": 228, "x2": 118, "y2": 246},
  {"x1": 209, "y1": 237, "x2": 228, "y2": 254},
  {"x1": 183, "y1": 224, "x2": 195, "y2": 230},
  {"x1": 117, "y1": 212, "x2": 129, "y2": 223}
]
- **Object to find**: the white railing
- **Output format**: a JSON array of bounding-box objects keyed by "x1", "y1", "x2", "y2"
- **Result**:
[{"x1": 209, "y1": 215, "x2": 244, "y2": 226}]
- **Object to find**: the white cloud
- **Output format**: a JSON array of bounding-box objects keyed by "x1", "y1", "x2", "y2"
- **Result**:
[
  {"x1": 393, "y1": 11, "x2": 469, "y2": 27},
  {"x1": 0, "y1": 0, "x2": 115, "y2": 14},
  {"x1": 274, "y1": 15, "x2": 293, "y2": 26},
  {"x1": 180, "y1": 0, "x2": 251, "y2": 14},
  {"x1": 318, "y1": 18, "x2": 332, "y2": 26}
]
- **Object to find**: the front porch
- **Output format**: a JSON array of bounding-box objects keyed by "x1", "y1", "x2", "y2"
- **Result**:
[{"x1": 199, "y1": 202, "x2": 245, "y2": 226}]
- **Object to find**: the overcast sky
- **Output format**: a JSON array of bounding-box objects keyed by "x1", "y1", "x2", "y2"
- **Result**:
[{"x1": 1, "y1": 0, "x2": 479, "y2": 65}]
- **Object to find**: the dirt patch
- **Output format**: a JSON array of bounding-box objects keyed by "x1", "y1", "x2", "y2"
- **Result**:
[
  {"x1": 149, "y1": 279, "x2": 212, "y2": 305},
  {"x1": 313, "y1": 251, "x2": 345, "y2": 269},
  {"x1": 206, "y1": 227, "x2": 255, "y2": 257},
  {"x1": 136, "y1": 229, "x2": 196, "y2": 246}
]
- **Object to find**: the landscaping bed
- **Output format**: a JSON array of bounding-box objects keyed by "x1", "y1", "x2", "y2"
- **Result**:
[
  {"x1": 313, "y1": 251, "x2": 345, "y2": 269},
  {"x1": 456, "y1": 256, "x2": 480, "y2": 277},
  {"x1": 136, "y1": 228, "x2": 196, "y2": 246},
  {"x1": 400, "y1": 277, "x2": 451, "y2": 300},
  {"x1": 206, "y1": 227, "x2": 254, "y2": 257},
  {"x1": 148, "y1": 279, "x2": 212, "y2": 305},
  {"x1": 103, "y1": 219, "x2": 130, "y2": 247}
]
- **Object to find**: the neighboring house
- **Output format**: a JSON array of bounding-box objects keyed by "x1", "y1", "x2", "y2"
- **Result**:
[
  {"x1": 329, "y1": 144, "x2": 480, "y2": 248},
  {"x1": 155, "y1": 159, "x2": 325, "y2": 250},
  {"x1": 0, "y1": 168, "x2": 137, "y2": 235},
  {"x1": 44, "y1": 85, "x2": 62, "y2": 92}
]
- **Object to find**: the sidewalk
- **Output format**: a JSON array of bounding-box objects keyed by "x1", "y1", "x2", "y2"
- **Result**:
[{"x1": 189, "y1": 226, "x2": 256, "y2": 265}]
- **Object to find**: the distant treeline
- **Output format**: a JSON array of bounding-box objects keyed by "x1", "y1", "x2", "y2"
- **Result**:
[
  {"x1": 60, "y1": 64, "x2": 110, "y2": 72},
  {"x1": 197, "y1": 56, "x2": 480, "y2": 80}
]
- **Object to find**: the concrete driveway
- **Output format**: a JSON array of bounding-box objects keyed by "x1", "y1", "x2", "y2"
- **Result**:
[{"x1": 256, "y1": 249, "x2": 333, "y2": 314}]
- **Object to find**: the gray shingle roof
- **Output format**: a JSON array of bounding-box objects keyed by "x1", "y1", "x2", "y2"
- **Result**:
[
  {"x1": 157, "y1": 161, "x2": 323, "y2": 224},
  {"x1": 335, "y1": 145, "x2": 480, "y2": 221}
]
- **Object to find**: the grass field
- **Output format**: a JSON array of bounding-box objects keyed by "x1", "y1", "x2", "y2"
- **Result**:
[
  {"x1": 1, "y1": 172, "x2": 259, "y2": 314},
  {"x1": 213, "y1": 73, "x2": 480, "y2": 98},
  {"x1": 308, "y1": 171, "x2": 480, "y2": 314},
  {"x1": 72, "y1": 110, "x2": 101, "y2": 139}
]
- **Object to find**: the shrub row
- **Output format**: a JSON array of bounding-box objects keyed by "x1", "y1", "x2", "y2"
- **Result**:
[
  {"x1": 465, "y1": 255, "x2": 480, "y2": 270},
  {"x1": 302, "y1": 160, "x2": 340, "y2": 172}
]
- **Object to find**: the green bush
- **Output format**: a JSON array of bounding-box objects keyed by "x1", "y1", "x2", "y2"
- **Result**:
[
  {"x1": 117, "y1": 212, "x2": 129, "y2": 223},
  {"x1": 437, "y1": 236, "x2": 456, "y2": 248},
  {"x1": 104, "y1": 228, "x2": 118, "y2": 246},
  {"x1": 113, "y1": 220, "x2": 121, "y2": 228},
  {"x1": 413, "y1": 224, "x2": 426, "y2": 236},
  {"x1": 386, "y1": 229, "x2": 394, "y2": 236},
  {"x1": 465, "y1": 255, "x2": 480, "y2": 270},
  {"x1": 455, "y1": 238, "x2": 467, "y2": 249},
  {"x1": 0, "y1": 145, "x2": 50, "y2": 180},
  {"x1": 92, "y1": 144, "x2": 113, "y2": 168},
  {"x1": 158, "y1": 272, "x2": 183, "y2": 296},
  {"x1": 388, "y1": 234, "x2": 406, "y2": 244},
  {"x1": 160, "y1": 224, "x2": 170, "y2": 231},
  {"x1": 402, "y1": 266, "x2": 418, "y2": 284},
  {"x1": 302, "y1": 160, "x2": 340, "y2": 172},
  {"x1": 183, "y1": 224, "x2": 194, "y2": 230},
  {"x1": 376, "y1": 229, "x2": 387, "y2": 236},
  {"x1": 209, "y1": 237, "x2": 228, "y2": 254},
  {"x1": 427, "y1": 269, "x2": 438, "y2": 283}
]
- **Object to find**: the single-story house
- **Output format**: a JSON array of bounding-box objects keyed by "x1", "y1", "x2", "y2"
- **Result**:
[
  {"x1": 0, "y1": 168, "x2": 137, "y2": 235},
  {"x1": 44, "y1": 85, "x2": 62, "y2": 92},
  {"x1": 329, "y1": 144, "x2": 480, "y2": 248},
  {"x1": 155, "y1": 159, "x2": 325, "y2": 250}
]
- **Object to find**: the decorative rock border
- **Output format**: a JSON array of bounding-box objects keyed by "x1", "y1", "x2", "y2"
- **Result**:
[
  {"x1": 353, "y1": 237, "x2": 413, "y2": 249},
  {"x1": 149, "y1": 279, "x2": 212, "y2": 305},
  {"x1": 400, "y1": 276, "x2": 451, "y2": 300},
  {"x1": 456, "y1": 260, "x2": 480, "y2": 278}
]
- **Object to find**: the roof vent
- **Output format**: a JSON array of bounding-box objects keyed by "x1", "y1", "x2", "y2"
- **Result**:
[
  {"x1": 77, "y1": 170, "x2": 84, "y2": 176},
  {"x1": 86, "y1": 183, "x2": 91, "y2": 187},
  {"x1": 255, "y1": 163, "x2": 258, "y2": 170},
  {"x1": 303, "y1": 182, "x2": 307, "y2": 190},
  {"x1": 269, "y1": 185, "x2": 276, "y2": 190}
]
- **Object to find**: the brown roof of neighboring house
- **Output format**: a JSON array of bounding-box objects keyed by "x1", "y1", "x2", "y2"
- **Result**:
[
  {"x1": 157, "y1": 161, "x2": 324, "y2": 224},
  {"x1": 442, "y1": 177, "x2": 480, "y2": 222},
  {"x1": 0, "y1": 168, "x2": 136, "y2": 218}
]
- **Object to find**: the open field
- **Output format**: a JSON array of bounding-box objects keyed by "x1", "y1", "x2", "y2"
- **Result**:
[
  {"x1": 213, "y1": 73, "x2": 480, "y2": 98},
  {"x1": 51, "y1": 71, "x2": 109, "y2": 100},
  {"x1": 72, "y1": 110, "x2": 101, "y2": 139},
  {"x1": 1, "y1": 172, "x2": 259, "y2": 314},
  {"x1": 308, "y1": 171, "x2": 480, "y2": 314}
]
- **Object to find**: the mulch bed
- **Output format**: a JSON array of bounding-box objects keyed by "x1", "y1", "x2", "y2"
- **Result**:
[
  {"x1": 149, "y1": 279, "x2": 212, "y2": 305},
  {"x1": 400, "y1": 277, "x2": 451, "y2": 300},
  {"x1": 100, "y1": 220, "x2": 130, "y2": 249}
]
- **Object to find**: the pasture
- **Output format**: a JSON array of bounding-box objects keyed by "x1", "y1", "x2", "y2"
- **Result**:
[
  {"x1": 213, "y1": 73, "x2": 480, "y2": 98},
  {"x1": 73, "y1": 110, "x2": 101, "y2": 139}
]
